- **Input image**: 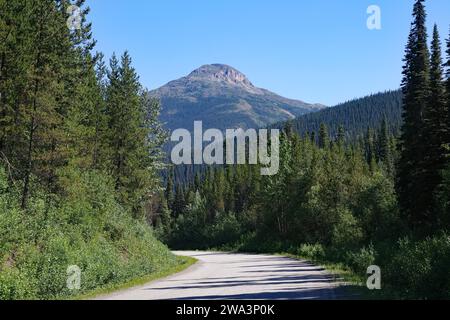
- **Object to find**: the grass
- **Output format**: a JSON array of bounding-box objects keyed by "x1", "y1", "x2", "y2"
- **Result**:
[{"x1": 73, "y1": 255, "x2": 197, "y2": 300}]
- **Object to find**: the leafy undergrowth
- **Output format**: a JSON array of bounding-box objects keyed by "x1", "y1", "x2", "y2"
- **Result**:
[{"x1": 0, "y1": 168, "x2": 183, "y2": 300}]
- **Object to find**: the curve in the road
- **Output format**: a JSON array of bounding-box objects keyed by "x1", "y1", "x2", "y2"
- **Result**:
[{"x1": 98, "y1": 251, "x2": 343, "y2": 300}]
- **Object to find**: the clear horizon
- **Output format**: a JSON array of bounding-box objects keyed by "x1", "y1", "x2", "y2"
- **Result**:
[{"x1": 89, "y1": 0, "x2": 450, "y2": 106}]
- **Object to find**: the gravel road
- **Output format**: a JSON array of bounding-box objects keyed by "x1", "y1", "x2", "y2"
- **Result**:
[{"x1": 98, "y1": 251, "x2": 342, "y2": 300}]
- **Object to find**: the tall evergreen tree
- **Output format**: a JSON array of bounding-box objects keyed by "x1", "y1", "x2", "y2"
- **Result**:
[
  {"x1": 397, "y1": 0, "x2": 432, "y2": 233},
  {"x1": 364, "y1": 127, "x2": 376, "y2": 169},
  {"x1": 378, "y1": 117, "x2": 390, "y2": 162},
  {"x1": 165, "y1": 167, "x2": 175, "y2": 210},
  {"x1": 173, "y1": 184, "x2": 186, "y2": 217},
  {"x1": 419, "y1": 24, "x2": 448, "y2": 228},
  {"x1": 378, "y1": 116, "x2": 394, "y2": 175},
  {"x1": 105, "y1": 52, "x2": 156, "y2": 213},
  {"x1": 318, "y1": 123, "x2": 329, "y2": 149},
  {"x1": 445, "y1": 28, "x2": 450, "y2": 153},
  {"x1": 20, "y1": 0, "x2": 78, "y2": 206},
  {"x1": 336, "y1": 125, "x2": 345, "y2": 149}
]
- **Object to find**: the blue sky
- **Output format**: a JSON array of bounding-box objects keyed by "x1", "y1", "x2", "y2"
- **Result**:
[{"x1": 88, "y1": 0, "x2": 450, "y2": 106}]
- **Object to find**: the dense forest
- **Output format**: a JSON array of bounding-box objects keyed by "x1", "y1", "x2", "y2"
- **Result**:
[
  {"x1": 274, "y1": 90, "x2": 403, "y2": 142},
  {"x1": 157, "y1": 0, "x2": 450, "y2": 299},
  {"x1": 168, "y1": 90, "x2": 403, "y2": 186},
  {"x1": 0, "y1": 0, "x2": 180, "y2": 299}
]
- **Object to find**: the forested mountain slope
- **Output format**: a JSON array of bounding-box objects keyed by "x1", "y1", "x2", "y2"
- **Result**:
[{"x1": 275, "y1": 90, "x2": 403, "y2": 140}]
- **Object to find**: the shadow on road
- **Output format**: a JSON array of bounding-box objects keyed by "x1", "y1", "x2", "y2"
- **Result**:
[
  {"x1": 169, "y1": 288, "x2": 339, "y2": 300},
  {"x1": 144, "y1": 265, "x2": 344, "y2": 299}
]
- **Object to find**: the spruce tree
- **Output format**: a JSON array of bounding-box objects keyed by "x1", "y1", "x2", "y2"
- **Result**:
[
  {"x1": 397, "y1": 0, "x2": 431, "y2": 233},
  {"x1": 364, "y1": 127, "x2": 376, "y2": 170},
  {"x1": 419, "y1": 24, "x2": 448, "y2": 230},
  {"x1": 173, "y1": 184, "x2": 186, "y2": 217},
  {"x1": 445, "y1": 28, "x2": 450, "y2": 152},
  {"x1": 318, "y1": 123, "x2": 329, "y2": 149},
  {"x1": 19, "y1": 0, "x2": 77, "y2": 206},
  {"x1": 378, "y1": 117, "x2": 390, "y2": 162},
  {"x1": 105, "y1": 52, "x2": 154, "y2": 212},
  {"x1": 165, "y1": 168, "x2": 175, "y2": 210},
  {"x1": 378, "y1": 117, "x2": 394, "y2": 175},
  {"x1": 336, "y1": 125, "x2": 345, "y2": 150}
]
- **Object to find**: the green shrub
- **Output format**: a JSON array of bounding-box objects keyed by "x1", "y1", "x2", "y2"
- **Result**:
[
  {"x1": 0, "y1": 168, "x2": 177, "y2": 300},
  {"x1": 331, "y1": 209, "x2": 364, "y2": 249},
  {"x1": 345, "y1": 245, "x2": 377, "y2": 275},
  {"x1": 297, "y1": 244, "x2": 326, "y2": 261},
  {"x1": 0, "y1": 268, "x2": 34, "y2": 300},
  {"x1": 208, "y1": 213, "x2": 242, "y2": 247},
  {"x1": 384, "y1": 235, "x2": 450, "y2": 299}
]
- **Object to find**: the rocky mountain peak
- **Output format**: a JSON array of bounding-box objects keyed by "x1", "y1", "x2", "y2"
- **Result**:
[{"x1": 187, "y1": 64, "x2": 255, "y2": 88}]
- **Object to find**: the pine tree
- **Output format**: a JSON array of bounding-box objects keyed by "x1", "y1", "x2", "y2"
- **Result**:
[
  {"x1": 336, "y1": 125, "x2": 345, "y2": 150},
  {"x1": 397, "y1": 0, "x2": 432, "y2": 233},
  {"x1": 213, "y1": 169, "x2": 226, "y2": 213},
  {"x1": 194, "y1": 172, "x2": 201, "y2": 192},
  {"x1": 173, "y1": 184, "x2": 186, "y2": 217},
  {"x1": 318, "y1": 123, "x2": 329, "y2": 149},
  {"x1": 224, "y1": 166, "x2": 235, "y2": 212},
  {"x1": 165, "y1": 167, "x2": 175, "y2": 210},
  {"x1": 65, "y1": 53, "x2": 106, "y2": 170},
  {"x1": 92, "y1": 54, "x2": 109, "y2": 168},
  {"x1": 445, "y1": 28, "x2": 450, "y2": 153},
  {"x1": 364, "y1": 127, "x2": 377, "y2": 171},
  {"x1": 105, "y1": 52, "x2": 155, "y2": 212},
  {"x1": 158, "y1": 195, "x2": 172, "y2": 239},
  {"x1": 310, "y1": 131, "x2": 316, "y2": 144},
  {"x1": 378, "y1": 117, "x2": 394, "y2": 175},
  {"x1": 19, "y1": 0, "x2": 78, "y2": 206},
  {"x1": 419, "y1": 24, "x2": 448, "y2": 229}
]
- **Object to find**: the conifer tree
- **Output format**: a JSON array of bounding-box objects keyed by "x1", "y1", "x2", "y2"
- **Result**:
[
  {"x1": 336, "y1": 125, "x2": 345, "y2": 150},
  {"x1": 419, "y1": 25, "x2": 448, "y2": 227},
  {"x1": 173, "y1": 184, "x2": 186, "y2": 217},
  {"x1": 214, "y1": 169, "x2": 226, "y2": 213},
  {"x1": 105, "y1": 52, "x2": 155, "y2": 212},
  {"x1": 397, "y1": 0, "x2": 431, "y2": 232},
  {"x1": 19, "y1": 0, "x2": 78, "y2": 206},
  {"x1": 445, "y1": 28, "x2": 450, "y2": 152},
  {"x1": 165, "y1": 167, "x2": 175, "y2": 210},
  {"x1": 378, "y1": 117, "x2": 394, "y2": 175},
  {"x1": 194, "y1": 172, "x2": 201, "y2": 192},
  {"x1": 318, "y1": 123, "x2": 329, "y2": 149}
]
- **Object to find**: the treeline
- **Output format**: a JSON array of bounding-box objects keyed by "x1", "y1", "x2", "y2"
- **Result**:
[
  {"x1": 157, "y1": 0, "x2": 450, "y2": 299},
  {"x1": 0, "y1": 0, "x2": 174, "y2": 299}
]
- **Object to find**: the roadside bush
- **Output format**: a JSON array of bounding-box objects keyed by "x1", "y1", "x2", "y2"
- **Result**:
[
  {"x1": 345, "y1": 245, "x2": 376, "y2": 276},
  {"x1": 0, "y1": 167, "x2": 177, "y2": 300},
  {"x1": 207, "y1": 213, "x2": 242, "y2": 247},
  {"x1": 331, "y1": 209, "x2": 364, "y2": 250},
  {"x1": 297, "y1": 244, "x2": 326, "y2": 261},
  {"x1": 384, "y1": 235, "x2": 450, "y2": 299}
]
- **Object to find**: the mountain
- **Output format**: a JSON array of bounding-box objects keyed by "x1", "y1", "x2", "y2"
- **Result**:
[
  {"x1": 149, "y1": 64, "x2": 325, "y2": 131},
  {"x1": 275, "y1": 90, "x2": 403, "y2": 140}
]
